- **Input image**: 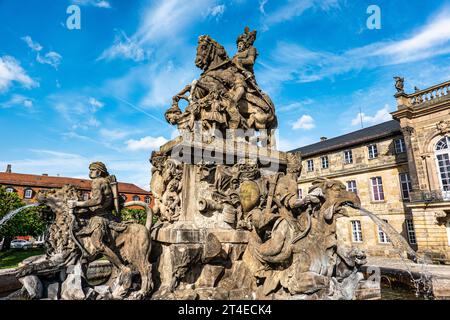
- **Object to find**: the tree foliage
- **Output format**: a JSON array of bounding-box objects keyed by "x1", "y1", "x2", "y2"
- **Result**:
[{"x1": 0, "y1": 186, "x2": 47, "y2": 239}]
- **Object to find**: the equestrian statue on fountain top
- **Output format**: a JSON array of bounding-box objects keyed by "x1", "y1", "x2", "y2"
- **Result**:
[{"x1": 165, "y1": 27, "x2": 277, "y2": 146}]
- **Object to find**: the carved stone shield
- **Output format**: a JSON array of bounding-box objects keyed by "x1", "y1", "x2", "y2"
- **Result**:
[{"x1": 239, "y1": 180, "x2": 260, "y2": 213}]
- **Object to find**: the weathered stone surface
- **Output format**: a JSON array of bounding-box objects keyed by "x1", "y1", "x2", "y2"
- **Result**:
[
  {"x1": 19, "y1": 275, "x2": 43, "y2": 300},
  {"x1": 196, "y1": 265, "x2": 224, "y2": 288},
  {"x1": 46, "y1": 282, "x2": 60, "y2": 300},
  {"x1": 61, "y1": 264, "x2": 85, "y2": 300},
  {"x1": 431, "y1": 277, "x2": 450, "y2": 299}
]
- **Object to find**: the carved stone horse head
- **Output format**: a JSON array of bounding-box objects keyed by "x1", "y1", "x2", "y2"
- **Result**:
[{"x1": 195, "y1": 35, "x2": 229, "y2": 71}]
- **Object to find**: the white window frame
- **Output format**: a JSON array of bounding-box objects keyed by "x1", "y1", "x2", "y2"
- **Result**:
[
  {"x1": 378, "y1": 219, "x2": 391, "y2": 244},
  {"x1": 394, "y1": 137, "x2": 406, "y2": 154},
  {"x1": 24, "y1": 189, "x2": 33, "y2": 199},
  {"x1": 132, "y1": 195, "x2": 140, "y2": 201},
  {"x1": 399, "y1": 172, "x2": 412, "y2": 201},
  {"x1": 435, "y1": 136, "x2": 450, "y2": 200},
  {"x1": 406, "y1": 219, "x2": 417, "y2": 245},
  {"x1": 368, "y1": 144, "x2": 378, "y2": 159},
  {"x1": 371, "y1": 177, "x2": 385, "y2": 201},
  {"x1": 321, "y1": 156, "x2": 329, "y2": 169},
  {"x1": 351, "y1": 220, "x2": 363, "y2": 242},
  {"x1": 343, "y1": 150, "x2": 353, "y2": 164},
  {"x1": 347, "y1": 180, "x2": 358, "y2": 194},
  {"x1": 447, "y1": 220, "x2": 450, "y2": 246},
  {"x1": 5, "y1": 187, "x2": 14, "y2": 193},
  {"x1": 307, "y1": 159, "x2": 314, "y2": 172},
  {"x1": 298, "y1": 188, "x2": 303, "y2": 199},
  {"x1": 145, "y1": 196, "x2": 151, "y2": 204}
]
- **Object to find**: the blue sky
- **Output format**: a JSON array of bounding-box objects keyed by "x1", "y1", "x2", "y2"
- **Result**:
[{"x1": 1, "y1": 0, "x2": 450, "y2": 190}]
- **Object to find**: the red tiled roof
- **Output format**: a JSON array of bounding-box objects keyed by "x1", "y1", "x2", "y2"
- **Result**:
[{"x1": 0, "y1": 172, "x2": 151, "y2": 195}]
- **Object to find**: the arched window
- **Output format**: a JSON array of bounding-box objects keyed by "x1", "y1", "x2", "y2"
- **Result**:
[
  {"x1": 435, "y1": 137, "x2": 450, "y2": 199},
  {"x1": 5, "y1": 187, "x2": 15, "y2": 193},
  {"x1": 133, "y1": 195, "x2": 140, "y2": 201}
]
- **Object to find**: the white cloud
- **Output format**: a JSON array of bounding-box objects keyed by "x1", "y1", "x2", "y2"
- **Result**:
[
  {"x1": 278, "y1": 99, "x2": 314, "y2": 113},
  {"x1": 259, "y1": 0, "x2": 268, "y2": 14},
  {"x1": 261, "y1": 7, "x2": 450, "y2": 87},
  {"x1": 22, "y1": 35, "x2": 62, "y2": 69},
  {"x1": 98, "y1": 30, "x2": 148, "y2": 62},
  {"x1": 36, "y1": 51, "x2": 62, "y2": 69},
  {"x1": 351, "y1": 105, "x2": 393, "y2": 127},
  {"x1": 126, "y1": 136, "x2": 168, "y2": 152},
  {"x1": 22, "y1": 36, "x2": 43, "y2": 52},
  {"x1": 0, "y1": 94, "x2": 33, "y2": 108},
  {"x1": 0, "y1": 56, "x2": 38, "y2": 93},
  {"x1": 135, "y1": 0, "x2": 219, "y2": 47},
  {"x1": 262, "y1": 0, "x2": 340, "y2": 30},
  {"x1": 73, "y1": 0, "x2": 111, "y2": 8},
  {"x1": 292, "y1": 115, "x2": 315, "y2": 130},
  {"x1": 88, "y1": 97, "x2": 104, "y2": 111},
  {"x1": 207, "y1": 4, "x2": 226, "y2": 18},
  {"x1": 100, "y1": 129, "x2": 131, "y2": 141}
]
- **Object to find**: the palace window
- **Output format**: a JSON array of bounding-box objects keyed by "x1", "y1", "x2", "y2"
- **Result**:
[
  {"x1": 5, "y1": 187, "x2": 14, "y2": 193},
  {"x1": 347, "y1": 180, "x2": 358, "y2": 194},
  {"x1": 378, "y1": 219, "x2": 391, "y2": 244},
  {"x1": 395, "y1": 138, "x2": 406, "y2": 154},
  {"x1": 435, "y1": 137, "x2": 450, "y2": 196},
  {"x1": 298, "y1": 188, "x2": 303, "y2": 199},
  {"x1": 368, "y1": 144, "x2": 378, "y2": 159},
  {"x1": 24, "y1": 189, "x2": 33, "y2": 199},
  {"x1": 307, "y1": 160, "x2": 314, "y2": 172},
  {"x1": 399, "y1": 173, "x2": 412, "y2": 200},
  {"x1": 371, "y1": 177, "x2": 384, "y2": 201},
  {"x1": 351, "y1": 220, "x2": 363, "y2": 242},
  {"x1": 321, "y1": 156, "x2": 329, "y2": 169},
  {"x1": 145, "y1": 196, "x2": 151, "y2": 204},
  {"x1": 447, "y1": 221, "x2": 450, "y2": 246},
  {"x1": 344, "y1": 150, "x2": 353, "y2": 164},
  {"x1": 133, "y1": 195, "x2": 140, "y2": 201},
  {"x1": 406, "y1": 219, "x2": 417, "y2": 245}
]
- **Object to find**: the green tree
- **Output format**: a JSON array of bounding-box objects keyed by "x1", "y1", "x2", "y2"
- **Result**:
[
  {"x1": 0, "y1": 186, "x2": 47, "y2": 251},
  {"x1": 119, "y1": 208, "x2": 158, "y2": 226}
]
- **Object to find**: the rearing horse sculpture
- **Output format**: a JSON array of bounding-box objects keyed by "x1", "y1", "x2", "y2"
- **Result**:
[{"x1": 165, "y1": 35, "x2": 277, "y2": 145}]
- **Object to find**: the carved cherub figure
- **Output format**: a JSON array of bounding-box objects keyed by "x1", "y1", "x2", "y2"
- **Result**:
[{"x1": 161, "y1": 179, "x2": 181, "y2": 222}]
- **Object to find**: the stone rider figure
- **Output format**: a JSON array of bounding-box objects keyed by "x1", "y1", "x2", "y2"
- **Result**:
[
  {"x1": 232, "y1": 26, "x2": 258, "y2": 79},
  {"x1": 68, "y1": 162, "x2": 125, "y2": 270}
]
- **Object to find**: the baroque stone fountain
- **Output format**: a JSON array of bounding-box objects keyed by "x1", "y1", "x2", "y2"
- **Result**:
[{"x1": 5, "y1": 27, "x2": 397, "y2": 300}]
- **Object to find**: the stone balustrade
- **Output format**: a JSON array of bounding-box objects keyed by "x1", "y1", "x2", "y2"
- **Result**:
[{"x1": 407, "y1": 80, "x2": 450, "y2": 106}]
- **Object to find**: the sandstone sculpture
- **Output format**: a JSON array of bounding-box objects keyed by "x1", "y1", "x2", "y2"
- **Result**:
[
  {"x1": 10, "y1": 163, "x2": 154, "y2": 300},
  {"x1": 9, "y1": 27, "x2": 386, "y2": 300}
]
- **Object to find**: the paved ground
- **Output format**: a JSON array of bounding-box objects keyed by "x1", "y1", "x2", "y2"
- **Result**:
[{"x1": 365, "y1": 256, "x2": 450, "y2": 279}]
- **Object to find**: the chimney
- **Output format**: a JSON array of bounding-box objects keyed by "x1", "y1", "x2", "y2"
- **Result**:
[
  {"x1": 5, "y1": 164, "x2": 11, "y2": 173},
  {"x1": 320, "y1": 137, "x2": 328, "y2": 141}
]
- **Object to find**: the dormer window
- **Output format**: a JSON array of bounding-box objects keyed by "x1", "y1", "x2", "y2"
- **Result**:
[{"x1": 24, "y1": 189, "x2": 33, "y2": 199}]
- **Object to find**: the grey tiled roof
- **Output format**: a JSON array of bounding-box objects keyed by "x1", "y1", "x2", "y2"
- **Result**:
[{"x1": 290, "y1": 120, "x2": 401, "y2": 157}]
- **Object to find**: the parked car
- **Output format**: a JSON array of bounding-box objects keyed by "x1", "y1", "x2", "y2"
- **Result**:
[{"x1": 10, "y1": 239, "x2": 32, "y2": 250}]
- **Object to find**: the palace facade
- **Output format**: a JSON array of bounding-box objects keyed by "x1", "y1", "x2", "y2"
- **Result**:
[{"x1": 292, "y1": 79, "x2": 450, "y2": 264}]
